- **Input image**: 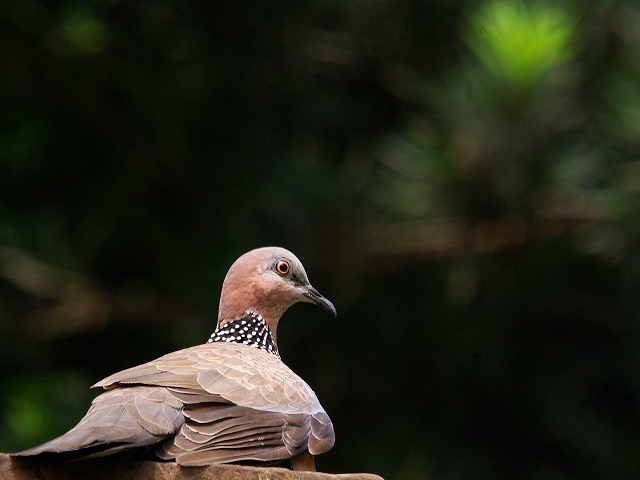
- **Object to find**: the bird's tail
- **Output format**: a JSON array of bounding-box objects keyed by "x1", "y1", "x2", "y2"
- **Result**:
[{"x1": 11, "y1": 386, "x2": 184, "y2": 458}]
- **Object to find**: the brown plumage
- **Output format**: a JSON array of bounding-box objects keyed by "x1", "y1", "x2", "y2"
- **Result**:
[{"x1": 12, "y1": 247, "x2": 336, "y2": 471}]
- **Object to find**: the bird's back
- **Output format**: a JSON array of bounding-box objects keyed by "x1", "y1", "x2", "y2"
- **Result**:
[{"x1": 14, "y1": 342, "x2": 335, "y2": 466}]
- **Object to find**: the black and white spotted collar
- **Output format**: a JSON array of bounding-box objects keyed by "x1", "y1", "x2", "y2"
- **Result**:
[{"x1": 208, "y1": 309, "x2": 280, "y2": 359}]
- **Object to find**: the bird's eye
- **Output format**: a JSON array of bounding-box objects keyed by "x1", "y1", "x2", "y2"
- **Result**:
[{"x1": 275, "y1": 260, "x2": 290, "y2": 276}]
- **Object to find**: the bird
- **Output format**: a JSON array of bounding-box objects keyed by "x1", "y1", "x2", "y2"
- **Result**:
[{"x1": 12, "y1": 247, "x2": 337, "y2": 471}]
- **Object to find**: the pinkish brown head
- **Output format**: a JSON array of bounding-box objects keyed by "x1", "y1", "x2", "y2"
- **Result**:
[{"x1": 217, "y1": 247, "x2": 336, "y2": 344}]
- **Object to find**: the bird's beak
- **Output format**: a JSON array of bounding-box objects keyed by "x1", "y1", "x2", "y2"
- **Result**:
[{"x1": 304, "y1": 285, "x2": 337, "y2": 317}]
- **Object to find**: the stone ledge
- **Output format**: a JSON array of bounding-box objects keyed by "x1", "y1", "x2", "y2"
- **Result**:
[{"x1": 0, "y1": 454, "x2": 383, "y2": 480}]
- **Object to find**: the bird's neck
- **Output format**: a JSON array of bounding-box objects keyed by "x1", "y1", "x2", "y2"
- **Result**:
[
  {"x1": 217, "y1": 279, "x2": 287, "y2": 340},
  {"x1": 209, "y1": 310, "x2": 280, "y2": 359}
]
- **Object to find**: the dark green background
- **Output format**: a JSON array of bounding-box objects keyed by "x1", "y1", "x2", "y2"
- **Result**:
[{"x1": 1, "y1": 1, "x2": 640, "y2": 479}]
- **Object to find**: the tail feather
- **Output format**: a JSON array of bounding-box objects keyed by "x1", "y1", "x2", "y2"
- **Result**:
[{"x1": 12, "y1": 386, "x2": 184, "y2": 458}]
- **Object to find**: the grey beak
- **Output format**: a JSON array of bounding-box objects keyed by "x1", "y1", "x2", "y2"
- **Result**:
[{"x1": 304, "y1": 285, "x2": 337, "y2": 317}]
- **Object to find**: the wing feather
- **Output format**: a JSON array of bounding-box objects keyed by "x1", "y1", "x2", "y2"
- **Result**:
[
  {"x1": 95, "y1": 343, "x2": 327, "y2": 415},
  {"x1": 84, "y1": 342, "x2": 335, "y2": 463}
]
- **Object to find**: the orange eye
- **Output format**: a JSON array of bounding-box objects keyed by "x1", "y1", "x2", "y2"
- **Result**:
[{"x1": 275, "y1": 260, "x2": 290, "y2": 276}]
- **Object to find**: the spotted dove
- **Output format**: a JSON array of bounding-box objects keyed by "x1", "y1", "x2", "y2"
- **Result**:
[{"x1": 12, "y1": 247, "x2": 336, "y2": 471}]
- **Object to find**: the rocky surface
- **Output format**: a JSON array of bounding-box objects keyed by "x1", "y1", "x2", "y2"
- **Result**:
[{"x1": 0, "y1": 454, "x2": 383, "y2": 480}]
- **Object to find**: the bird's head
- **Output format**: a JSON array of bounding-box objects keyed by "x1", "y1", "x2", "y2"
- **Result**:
[{"x1": 217, "y1": 247, "x2": 336, "y2": 341}]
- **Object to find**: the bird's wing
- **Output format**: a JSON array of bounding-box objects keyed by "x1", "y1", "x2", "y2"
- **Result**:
[
  {"x1": 94, "y1": 342, "x2": 335, "y2": 460},
  {"x1": 95, "y1": 343, "x2": 325, "y2": 415},
  {"x1": 156, "y1": 403, "x2": 311, "y2": 465}
]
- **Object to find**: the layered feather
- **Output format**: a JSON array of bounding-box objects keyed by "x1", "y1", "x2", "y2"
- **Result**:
[{"x1": 14, "y1": 342, "x2": 334, "y2": 464}]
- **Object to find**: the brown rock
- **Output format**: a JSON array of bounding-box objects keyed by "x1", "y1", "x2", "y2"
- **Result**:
[{"x1": 0, "y1": 454, "x2": 384, "y2": 480}]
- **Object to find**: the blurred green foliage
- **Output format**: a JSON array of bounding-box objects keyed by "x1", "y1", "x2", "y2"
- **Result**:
[
  {"x1": 464, "y1": 0, "x2": 577, "y2": 88},
  {"x1": 1, "y1": 0, "x2": 640, "y2": 479}
]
